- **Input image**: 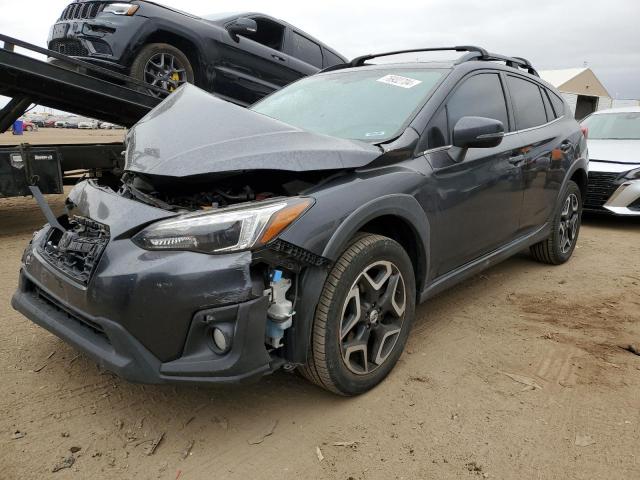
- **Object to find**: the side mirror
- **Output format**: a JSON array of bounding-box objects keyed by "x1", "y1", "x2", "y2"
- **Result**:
[
  {"x1": 452, "y1": 116, "x2": 505, "y2": 149},
  {"x1": 227, "y1": 17, "x2": 258, "y2": 42}
]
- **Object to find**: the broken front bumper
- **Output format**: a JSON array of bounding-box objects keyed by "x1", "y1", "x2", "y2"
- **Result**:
[
  {"x1": 11, "y1": 181, "x2": 277, "y2": 384},
  {"x1": 12, "y1": 272, "x2": 274, "y2": 384}
]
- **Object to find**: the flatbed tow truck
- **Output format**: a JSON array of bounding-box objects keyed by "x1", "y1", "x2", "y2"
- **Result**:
[{"x1": 0, "y1": 34, "x2": 164, "y2": 198}]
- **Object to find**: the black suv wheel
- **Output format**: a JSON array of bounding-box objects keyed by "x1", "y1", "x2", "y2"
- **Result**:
[
  {"x1": 530, "y1": 180, "x2": 582, "y2": 265},
  {"x1": 130, "y1": 43, "x2": 195, "y2": 97},
  {"x1": 301, "y1": 234, "x2": 416, "y2": 395}
]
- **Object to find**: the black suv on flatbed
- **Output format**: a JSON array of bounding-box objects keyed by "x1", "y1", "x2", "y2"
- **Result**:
[
  {"x1": 48, "y1": 2, "x2": 346, "y2": 103},
  {"x1": 13, "y1": 47, "x2": 588, "y2": 395}
]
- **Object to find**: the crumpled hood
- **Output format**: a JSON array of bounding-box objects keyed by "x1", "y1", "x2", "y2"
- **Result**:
[
  {"x1": 587, "y1": 139, "x2": 640, "y2": 164},
  {"x1": 124, "y1": 84, "x2": 381, "y2": 177}
]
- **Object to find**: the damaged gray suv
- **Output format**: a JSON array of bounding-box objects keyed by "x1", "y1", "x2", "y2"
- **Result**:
[{"x1": 13, "y1": 47, "x2": 588, "y2": 395}]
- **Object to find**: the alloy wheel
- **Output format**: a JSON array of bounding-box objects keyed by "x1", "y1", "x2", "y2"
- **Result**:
[
  {"x1": 339, "y1": 260, "x2": 407, "y2": 375},
  {"x1": 559, "y1": 193, "x2": 580, "y2": 254},
  {"x1": 144, "y1": 53, "x2": 188, "y2": 97}
]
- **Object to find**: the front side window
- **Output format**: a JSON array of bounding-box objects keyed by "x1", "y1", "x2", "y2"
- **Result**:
[
  {"x1": 240, "y1": 17, "x2": 285, "y2": 51},
  {"x1": 581, "y1": 112, "x2": 640, "y2": 140},
  {"x1": 290, "y1": 32, "x2": 323, "y2": 68},
  {"x1": 447, "y1": 73, "x2": 509, "y2": 131},
  {"x1": 425, "y1": 73, "x2": 508, "y2": 149},
  {"x1": 507, "y1": 76, "x2": 548, "y2": 130},
  {"x1": 251, "y1": 68, "x2": 446, "y2": 142}
]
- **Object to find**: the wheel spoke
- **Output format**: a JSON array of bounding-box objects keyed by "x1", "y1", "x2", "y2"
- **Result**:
[
  {"x1": 340, "y1": 286, "x2": 362, "y2": 340},
  {"x1": 343, "y1": 334, "x2": 370, "y2": 374},
  {"x1": 378, "y1": 273, "x2": 405, "y2": 318},
  {"x1": 370, "y1": 324, "x2": 402, "y2": 366}
]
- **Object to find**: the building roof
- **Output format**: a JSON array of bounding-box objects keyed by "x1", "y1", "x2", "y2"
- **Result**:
[
  {"x1": 539, "y1": 68, "x2": 588, "y2": 87},
  {"x1": 539, "y1": 68, "x2": 611, "y2": 98}
]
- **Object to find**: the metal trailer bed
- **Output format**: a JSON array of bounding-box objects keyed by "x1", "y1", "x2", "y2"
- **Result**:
[{"x1": 0, "y1": 34, "x2": 163, "y2": 198}]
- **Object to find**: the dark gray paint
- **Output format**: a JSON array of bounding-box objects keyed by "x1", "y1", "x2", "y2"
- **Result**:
[{"x1": 13, "y1": 59, "x2": 588, "y2": 381}]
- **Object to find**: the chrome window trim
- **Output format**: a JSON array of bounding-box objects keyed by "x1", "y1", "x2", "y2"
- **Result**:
[{"x1": 504, "y1": 115, "x2": 564, "y2": 136}]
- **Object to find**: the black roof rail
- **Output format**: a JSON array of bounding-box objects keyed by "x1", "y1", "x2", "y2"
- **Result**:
[
  {"x1": 456, "y1": 51, "x2": 539, "y2": 77},
  {"x1": 320, "y1": 46, "x2": 539, "y2": 77},
  {"x1": 349, "y1": 46, "x2": 489, "y2": 67}
]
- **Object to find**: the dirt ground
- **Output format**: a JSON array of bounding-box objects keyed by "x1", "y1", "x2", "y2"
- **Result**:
[{"x1": 1, "y1": 132, "x2": 639, "y2": 479}]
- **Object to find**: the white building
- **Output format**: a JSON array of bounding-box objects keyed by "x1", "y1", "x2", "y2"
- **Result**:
[{"x1": 539, "y1": 68, "x2": 612, "y2": 120}]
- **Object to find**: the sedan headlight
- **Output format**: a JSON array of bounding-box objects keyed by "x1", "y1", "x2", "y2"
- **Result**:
[
  {"x1": 103, "y1": 3, "x2": 140, "y2": 15},
  {"x1": 623, "y1": 167, "x2": 640, "y2": 180},
  {"x1": 133, "y1": 197, "x2": 313, "y2": 254}
]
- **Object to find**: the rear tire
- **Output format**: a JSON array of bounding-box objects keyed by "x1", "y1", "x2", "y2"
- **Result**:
[
  {"x1": 130, "y1": 43, "x2": 194, "y2": 97},
  {"x1": 300, "y1": 234, "x2": 416, "y2": 396},
  {"x1": 530, "y1": 180, "x2": 582, "y2": 265}
]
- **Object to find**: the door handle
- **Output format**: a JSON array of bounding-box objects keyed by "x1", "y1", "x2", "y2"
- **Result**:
[
  {"x1": 272, "y1": 54, "x2": 286, "y2": 62},
  {"x1": 560, "y1": 140, "x2": 573, "y2": 153},
  {"x1": 509, "y1": 155, "x2": 525, "y2": 165}
]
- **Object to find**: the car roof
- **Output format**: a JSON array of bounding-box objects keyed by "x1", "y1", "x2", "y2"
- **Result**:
[{"x1": 591, "y1": 106, "x2": 640, "y2": 115}]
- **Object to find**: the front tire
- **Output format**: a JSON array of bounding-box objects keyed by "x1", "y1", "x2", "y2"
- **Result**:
[
  {"x1": 530, "y1": 180, "x2": 582, "y2": 265},
  {"x1": 130, "y1": 43, "x2": 195, "y2": 97},
  {"x1": 301, "y1": 234, "x2": 416, "y2": 395}
]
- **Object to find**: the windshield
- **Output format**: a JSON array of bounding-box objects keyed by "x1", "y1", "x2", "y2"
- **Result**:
[
  {"x1": 251, "y1": 68, "x2": 446, "y2": 142},
  {"x1": 582, "y1": 112, "x2": 640, "y2": 140}
]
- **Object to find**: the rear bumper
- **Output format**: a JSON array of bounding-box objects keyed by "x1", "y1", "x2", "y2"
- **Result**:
[{"x1": 12, "y1": 270, "x2": 276, "y2": 384}]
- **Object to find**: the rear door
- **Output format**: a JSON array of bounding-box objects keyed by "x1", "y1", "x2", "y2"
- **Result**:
[
  {"x1": 213, "y1": 16, "x2": 303, "y2": 105},
  {"x1": 424, "y1": 72, "x2": 524, "y2": 276},
  {"x1": 504, "y1": 75, "x2": 571, "y2": 232}
]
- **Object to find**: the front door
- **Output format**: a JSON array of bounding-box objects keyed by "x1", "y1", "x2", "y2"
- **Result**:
[
  {"x1": 214, "y1": 17, "x2": 302, "y2": 105},
  {"x1": 424, "y1": 72, "x2": 524, "y2": 276}
]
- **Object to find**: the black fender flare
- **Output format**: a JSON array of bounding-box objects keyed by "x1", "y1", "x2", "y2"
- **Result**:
[{"x1": 287, "y1": 194, "x2": 430, "y2": 364}]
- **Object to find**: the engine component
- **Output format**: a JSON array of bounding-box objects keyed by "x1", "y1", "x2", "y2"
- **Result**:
[{"x1": 266, "y1": 270, "x2": 294, "y2": 349}]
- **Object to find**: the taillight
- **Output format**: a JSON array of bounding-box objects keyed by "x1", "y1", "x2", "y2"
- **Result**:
[{"x1": 580, "y1": 126, "x2": 588, "y2": 139}]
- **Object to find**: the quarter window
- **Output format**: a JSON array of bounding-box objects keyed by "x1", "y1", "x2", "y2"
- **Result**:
[
  {"x1": 323, "y1": 49, "x2": 344, "y2": 68},
  {"x1": 541, "y1": 88, "x2": 555, "y2": 121},
  {"x1": 507, "y1": 76, "x2": 548, "y2": 130},
  {"x1": 291, "y1": 32, "x2": 323, "y2": 68},
  {"x1": 548, "y1": 90, "x2": 566, "y2": 117}
]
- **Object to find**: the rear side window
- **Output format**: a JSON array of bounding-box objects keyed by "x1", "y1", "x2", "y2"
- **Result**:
[
  {"x1": 507, "y1": 76, "x2": 548, "y2": 130},
  {"x1": 323, "y1": 49, "x2": 344, "y2": 68},
  {"x1": 291, "y1": 32, "x2": 323, "y2": 68}
]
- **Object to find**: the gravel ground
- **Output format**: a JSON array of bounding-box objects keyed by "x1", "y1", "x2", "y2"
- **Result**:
[{"x1": 1, "y1": 130, "x2": 639, "y2": 479}]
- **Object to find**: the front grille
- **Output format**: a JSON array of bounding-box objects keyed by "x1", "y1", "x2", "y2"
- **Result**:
[
  {"x1": 584, "y1": 172, "x2": 619, "y2": 209},
  {"x1": 40, "y1": 216, "x2": 110, "y2": 286},
  {"x1": 49, "y1": 39, "x2": 89, "y2": 57},
  {"x1": 59, "y1": 2, "x2": 109, "y2": 21},
  {"x1": 35, "y1": 285, "x2": 107, "y2": 337}
]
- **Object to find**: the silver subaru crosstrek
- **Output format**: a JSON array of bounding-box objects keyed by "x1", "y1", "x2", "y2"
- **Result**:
[{"x1": 581, "y1": 107, "x2": 640, "y2": 215}]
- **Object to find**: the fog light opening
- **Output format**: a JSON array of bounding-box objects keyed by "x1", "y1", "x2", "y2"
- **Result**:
[{"x1": 212, "y1": 327, "x2": 230, "y2": 354}]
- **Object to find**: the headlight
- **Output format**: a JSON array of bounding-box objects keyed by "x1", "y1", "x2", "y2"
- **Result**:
[
  {"x1": 103, "y1": 3, "x2": 140, "y2": 15},
  {"x1": 133, "y1": 197, "x2": 313, "y2": 254},
  {"x1": 623, "y1": 167, "x2": 640, "y2": 180}
]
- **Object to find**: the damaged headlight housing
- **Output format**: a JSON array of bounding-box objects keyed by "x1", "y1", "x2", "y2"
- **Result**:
[{"x1": 133, "y1": 197, "x2": 313, "y2": 254}]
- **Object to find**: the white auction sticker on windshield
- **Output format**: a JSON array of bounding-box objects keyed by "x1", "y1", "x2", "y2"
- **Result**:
[{"x1": 377, "y1": 74, "x2": 422, "y2": 89}]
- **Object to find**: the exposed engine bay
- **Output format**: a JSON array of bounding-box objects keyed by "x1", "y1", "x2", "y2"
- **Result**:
[{"x1": 117, "y1": 170, "x2": 343, "y2": 212}]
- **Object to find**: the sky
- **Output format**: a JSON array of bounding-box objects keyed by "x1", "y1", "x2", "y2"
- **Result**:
[{"x1": 1, "y1": 0, "x2": 639, "y2": 112}]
